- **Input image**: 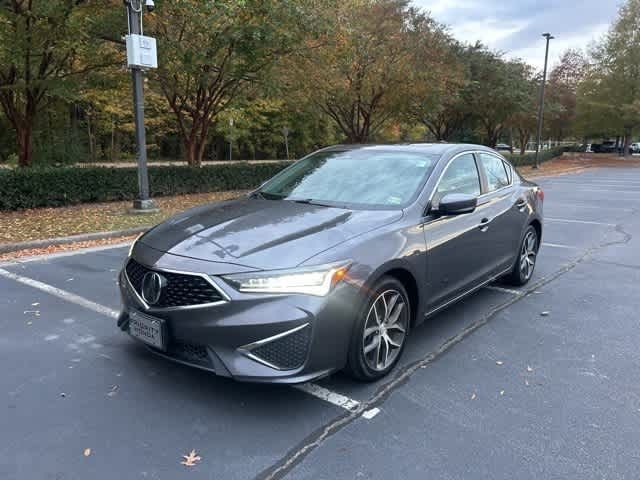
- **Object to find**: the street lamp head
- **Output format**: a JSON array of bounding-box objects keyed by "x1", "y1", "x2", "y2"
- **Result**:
[
  {"x1": 542, "y1": 32, "x2": 555, "y2": 40},
  {"x1": 145, "y1": 0, "x2": 155, "y2": 12}
]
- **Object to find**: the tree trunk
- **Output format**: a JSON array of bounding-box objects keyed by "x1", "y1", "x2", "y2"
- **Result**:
[
  {"x1": 17, "y1": 124, "x2": 33, "y2": 168},
  {"x1": 623, "y1": 127, "x2": 632, "y2": 158}
]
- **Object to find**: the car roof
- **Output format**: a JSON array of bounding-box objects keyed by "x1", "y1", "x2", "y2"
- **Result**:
[{"x1": 318, "y1": 143, "x2": 498, "y2": 158}]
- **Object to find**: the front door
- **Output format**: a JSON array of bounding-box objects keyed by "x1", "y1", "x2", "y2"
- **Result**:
[{"x1": 423, "y1": 153, "x2": 492, "y2": 310}]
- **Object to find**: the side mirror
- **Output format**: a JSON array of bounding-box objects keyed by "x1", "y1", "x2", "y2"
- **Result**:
[{"x1": 437, "y1": 193, "x2": 478, "y2": 215}]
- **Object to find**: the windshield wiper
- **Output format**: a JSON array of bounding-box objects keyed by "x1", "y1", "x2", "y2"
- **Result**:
[{"x1": 290, "y1": 198, "x2": 335, "y2": 207}]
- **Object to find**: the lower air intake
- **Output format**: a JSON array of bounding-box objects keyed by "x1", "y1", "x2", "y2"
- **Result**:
[{"x1": 249, "y1": 325, "x2": 311, "y2": 370}]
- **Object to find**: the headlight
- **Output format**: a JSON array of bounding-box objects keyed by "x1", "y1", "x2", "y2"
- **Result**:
[{"x1": 221, "y1": 261, "x2": 351, "y2": 296}]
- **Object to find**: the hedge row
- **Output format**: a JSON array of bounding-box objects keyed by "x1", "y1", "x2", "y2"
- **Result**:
[
  {"x1": 0, "y1": 162, "x2": 291, "y2": 210},
  {"x1": 503, "y1": 146, "x2": 567, "y2": 167}
]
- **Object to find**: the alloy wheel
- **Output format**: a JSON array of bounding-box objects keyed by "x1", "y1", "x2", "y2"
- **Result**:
[
  {"x1": 519, "y1": 230, "x2": 538, "y2": 281},
  {"x1": 362, "y1": 289, "x2": 408, "y2": 372}
]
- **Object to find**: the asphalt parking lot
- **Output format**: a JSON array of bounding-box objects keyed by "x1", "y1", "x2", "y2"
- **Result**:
[{"x1": 2, "y1": 166, "x2": 640, "y2": 480}]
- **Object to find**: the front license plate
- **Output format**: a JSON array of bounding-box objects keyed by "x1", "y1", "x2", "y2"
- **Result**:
[{"x1": 129, "y1": 311, "x2": 166, "y2": 350}]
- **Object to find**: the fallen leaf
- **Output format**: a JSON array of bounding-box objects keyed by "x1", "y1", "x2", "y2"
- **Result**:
[
  {"x1": 107, "y1": 385, "x2": 119, "y2": 397},
  {"x1": 181, "y1": 450, "x2": 201, "y2": 467},
  {"x1": 496, "y1": 360, "x2": 504, "y2": 366},
  {"x1": 83, "y1": 448, "x2": 91, "y2": 457}
]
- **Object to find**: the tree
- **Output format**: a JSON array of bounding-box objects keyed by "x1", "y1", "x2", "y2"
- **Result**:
[
  {"x1": 575, "y1": 0, "x2": 640, "y2": 156},
  {"x1": 465, "y1": 45, "x2": 532, "y2": 148},
  {"x1": 406, "y1": 36, "x2": 468, "y2": 142},
  {"x1": 547, "y1": 49, "x2": 588, "y2": 141},
  {"x1": 288, "y1": 0, "x2": 429, "y2": 143},
  {"x1": 0, "y1": 1, "x2": 113, "y2": 167},
  {"x1": 147, "y1": 0, "x2": 320, "y2": 166}
]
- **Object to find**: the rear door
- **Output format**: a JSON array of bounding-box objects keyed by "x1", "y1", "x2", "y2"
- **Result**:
[
  {"x1": 475, "y1": 152, "x2": 523, "y2": 274},
  {"x1": 423, "y1": 153, "x2": 493, "y2": 310}
]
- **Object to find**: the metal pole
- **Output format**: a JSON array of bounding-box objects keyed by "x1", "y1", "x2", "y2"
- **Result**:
[
  {"x1": 534, "y1": 33, "x2": 553, "y2": 169},
  {"x1": 229, "y1": 118, "x2": 233, "y2": 161},
  {"x1": 127, "y1": 0, "x2": 157, "y2": 212}
]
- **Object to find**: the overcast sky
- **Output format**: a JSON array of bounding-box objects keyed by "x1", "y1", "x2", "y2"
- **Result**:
[{"x1": 413, "y1": 0, "x2": 621, "y2": 71}]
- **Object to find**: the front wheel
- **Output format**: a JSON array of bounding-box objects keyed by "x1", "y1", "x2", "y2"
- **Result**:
[
  {"x1": 344, "y1": 277, "x2": 410, "y2": 382},
  {"x1": 504, "y1": 225, "x2": 539, "y2": 286}
]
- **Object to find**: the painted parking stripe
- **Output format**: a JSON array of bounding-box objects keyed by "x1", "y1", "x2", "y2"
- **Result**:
[
  {"x1": 484, "y1": 285, "x2": 524, "y2": 296},
  {"x1": 294, "y1": 383, "x2": 360, "y2": 411},
  {"x1": 547, "y1": 203, "x2": 634, "y2": 211},
  {"x1": 542, "y1": 242, "x2": 577, "y2": 249},
  {"x1": 545, "y1": 218, "x2": 616, "y2": 227},
  {"x1": 0, "y1": 268, "x2": 119, "y2": 319},
  {"x1": 0, "y1": 267, "x2": 360, "y2": 412}
]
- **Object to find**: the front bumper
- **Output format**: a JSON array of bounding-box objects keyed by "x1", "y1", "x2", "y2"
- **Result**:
[{"x1": 117, "y1": 261, "x2": 362, "y2": 384}]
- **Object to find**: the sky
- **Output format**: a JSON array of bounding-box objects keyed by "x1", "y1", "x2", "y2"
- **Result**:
[{"x1": 413, "y1": 0, "x2": 621, "y2": 71}]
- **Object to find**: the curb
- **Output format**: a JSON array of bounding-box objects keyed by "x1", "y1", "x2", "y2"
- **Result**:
[{"x1": 0, "y1": 226, "x2": 149, "y2": 255}]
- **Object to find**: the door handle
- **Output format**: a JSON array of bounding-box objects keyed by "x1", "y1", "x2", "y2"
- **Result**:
[{"x1": 478, "y1": 217, "x2": 491, "y2": 232}]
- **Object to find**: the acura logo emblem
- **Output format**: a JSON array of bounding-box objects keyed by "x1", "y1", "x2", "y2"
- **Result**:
[{"x1": 141, "y1": 272, "x2": 166, "y2": 305}]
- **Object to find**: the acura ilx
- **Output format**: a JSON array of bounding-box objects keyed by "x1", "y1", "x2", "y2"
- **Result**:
[{"x1": 117, "y1": 144, "x2": 543, "y2": 383}]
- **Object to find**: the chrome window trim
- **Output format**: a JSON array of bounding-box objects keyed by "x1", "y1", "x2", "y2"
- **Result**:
[
  {"x1": 475, "y1": 151, "x2": 514, "y2": 196},
  {"x1": 238, "y1": 323, "x2": 310, "y2": 371},
  {"x1": 427, "y1": 150, "x2": 490, "y2": 204},
  {"x1": 123, "y1": 258, "x2": 230, "y2": 312}
]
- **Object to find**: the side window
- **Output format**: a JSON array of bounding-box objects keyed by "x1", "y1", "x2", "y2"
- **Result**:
[
  {"x1": 479, "y1": 153, "x2": 510, "y2": 192},
  {"x1": 435, "y1": 154, "x2": 481, "y2": 203}
]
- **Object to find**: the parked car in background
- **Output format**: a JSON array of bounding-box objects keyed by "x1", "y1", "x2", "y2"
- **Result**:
[
  {"x1": 591, "y1": 141, "x2": 618, "y2": 153},
  {"x1": 495, "y1": 143, "x2": 513, "y2": 152},
  {"x1": 117, "y1": 144, "x2": 544, "y2": 383},
  {"x1": 630, "y1": 142, "x2": 640, "y2": 154}
]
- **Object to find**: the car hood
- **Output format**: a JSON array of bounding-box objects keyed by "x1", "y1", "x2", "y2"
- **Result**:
[{"x1": 139, "y1": 197, "x2": 402, "y2": 270}]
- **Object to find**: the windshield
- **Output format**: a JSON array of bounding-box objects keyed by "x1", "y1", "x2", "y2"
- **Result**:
[{"x1": 258, "y1": 150, "x2": 438, "y2": 208}]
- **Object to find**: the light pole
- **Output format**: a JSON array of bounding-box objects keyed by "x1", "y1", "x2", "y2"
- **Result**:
[
  {"x1": 125, "y1": 0, "x2": 158, "y2": 212},
  {"x1": 228, "y1": 118, "x2": 234, "y2": 161},
  {"x1": 534, "y1": 32, "x2": 554, "y2": 169}
]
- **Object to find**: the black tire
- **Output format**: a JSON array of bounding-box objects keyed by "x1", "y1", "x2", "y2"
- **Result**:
[
  {"x1": 504, "y1": 225, "x2": 539, "y2": 286},
  {"x1": 344, "y1": 276, "x2": 411, "y2": 382}
]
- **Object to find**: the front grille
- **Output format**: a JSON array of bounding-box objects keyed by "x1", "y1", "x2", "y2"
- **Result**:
[
  {"x1": 167, "y1": 341, "x2": 212, "y2": 368},
  {"x1": 125, "y1": 259, "x2": 225, "y2": 308},
  {"x1": 249, "y1": 326, "x2": 311, "y2": 370}
]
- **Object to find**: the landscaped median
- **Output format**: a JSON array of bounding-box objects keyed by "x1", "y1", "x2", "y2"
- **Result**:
[{"x1": 0, "y1": 161, "x2": 291, "y2": 210}]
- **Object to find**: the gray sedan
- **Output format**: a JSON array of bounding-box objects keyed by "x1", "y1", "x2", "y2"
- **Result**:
[{"x1": 117, "y1": 144, "x2": 544, "y2": 383}]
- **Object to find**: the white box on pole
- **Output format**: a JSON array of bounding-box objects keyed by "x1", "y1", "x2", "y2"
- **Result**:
[{"x1": 126, "y1": 34, "x2": 158, "y2": 69}]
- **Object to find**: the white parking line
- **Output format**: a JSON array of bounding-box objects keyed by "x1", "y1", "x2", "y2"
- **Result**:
[
  {"x1": 294, "y1": 383, "x2": 361, "y2": 411},
  {"x1": 0, "y1": 268, "x2": 119, "y2": 319},
  {"x1": 566, "y1": 188, "x2": 640, "y2": 195},
  {"x1": 484, "y1": 285, "x2": 523, "y2": 296},
  {"x1": 547, "y1": 203, "x2": 634, "y2": 212},
  {"x1": 542, "y1": 242, "x2": 576, "y2": 249},
  {"x1": 0, "y1": 267, "x2": 361, "y2": 412},
  {"x1": 545, "y1": 218, "x2": 616, "y2": 227}
]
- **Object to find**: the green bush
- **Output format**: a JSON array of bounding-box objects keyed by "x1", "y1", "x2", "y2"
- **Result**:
[
  {"x1": 0, "y1": 162, "x2": 291, "y2": 210},
  {"x1": 503, "y1": 146, "x2": 566, "y2": 167}
]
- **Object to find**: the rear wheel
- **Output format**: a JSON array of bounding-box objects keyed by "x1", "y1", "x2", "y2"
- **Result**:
[
  {"x1": 345, "y1": 277, "x2": 410, "y2": 382},
  {"x1": 504, "y1": 225, "x2": 538, "y2": 286}
]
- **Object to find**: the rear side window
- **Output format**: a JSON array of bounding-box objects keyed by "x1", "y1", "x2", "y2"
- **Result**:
[
  {"x1": 435, "y1": 153, "x2": 481, "y2": 202},
  {"x1": 479, "y1": 153, "x2": 510, "y2": 192}
]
